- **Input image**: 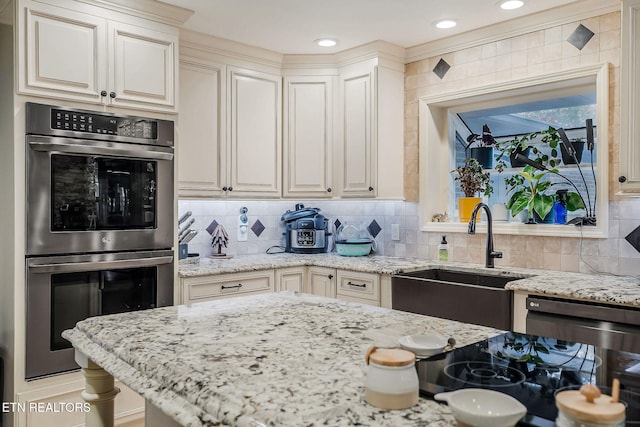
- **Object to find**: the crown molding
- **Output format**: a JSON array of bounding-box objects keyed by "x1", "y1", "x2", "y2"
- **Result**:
[
  {"x1": 73, "y1": 0, "x2": 193, "y2": 27},
  {"x1": 406, "y1": 0, "x2": 620, "y2": 63}
]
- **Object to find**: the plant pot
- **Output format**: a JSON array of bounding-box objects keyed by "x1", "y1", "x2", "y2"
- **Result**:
[
  {"x1": 509, "y1": 146, "x2": 531, "y2": 167},
  {"x1": 560, "y1": 141, "x2": 585, "y2": 164},
  {"x1": 533, "y1": 210, "x2": 554, "y2": 224},
  {"x1": 469, "y1": 147, "x2": 493, "y2": 169},
  {"x1": 458, "y1": 197, "x2": 481, "y2": 223}
]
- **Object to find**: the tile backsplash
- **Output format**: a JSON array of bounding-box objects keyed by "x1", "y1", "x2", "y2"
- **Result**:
[{"x1": 178, "y1": 199, "x2": 640, "y2": 276}]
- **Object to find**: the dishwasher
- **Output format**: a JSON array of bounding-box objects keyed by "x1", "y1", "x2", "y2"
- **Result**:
[
  {"x1": 391, "y1": 269, "x2": 519, "y2": 330},
  {"x1": 526, "y1": 295, "x2": 640, "y2": 353}
]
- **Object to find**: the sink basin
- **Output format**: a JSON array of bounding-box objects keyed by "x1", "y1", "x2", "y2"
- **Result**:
[{"x1": 396, "y1": 268, "x2": 519, "y2": 289}]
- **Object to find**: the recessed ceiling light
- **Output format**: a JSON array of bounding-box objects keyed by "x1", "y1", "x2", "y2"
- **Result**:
[
  {"x1": 434, "y1": 19, "x2": 457, "y2": 29},
  {"x1": 499, "y1": 0, "x2": 524, "y2": 10},
  {"x1": 315, "y1": 38, "x2": 337, "y2": 47}
]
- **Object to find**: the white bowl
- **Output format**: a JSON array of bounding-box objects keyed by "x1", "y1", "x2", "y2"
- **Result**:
[
  {"x1": 434, "y1": 389, "x2": 527, "y2": 427},
  {"x1": 398, "y1": 334, "x2": 448, "y2": 357}
]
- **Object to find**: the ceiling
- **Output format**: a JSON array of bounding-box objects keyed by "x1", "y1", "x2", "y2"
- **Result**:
[{"x1": 161, "y1": 0, "x2": 580, "y2": 55}]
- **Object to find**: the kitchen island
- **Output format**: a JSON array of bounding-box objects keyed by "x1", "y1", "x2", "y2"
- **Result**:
[{"x1": 62, "y1": 291, "x2": 500, "y2": 427}]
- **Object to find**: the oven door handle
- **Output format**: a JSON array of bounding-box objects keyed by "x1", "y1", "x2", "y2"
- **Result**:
[
  {"x1": 28, "y1": 137, "x2": 174, "y2": 161},
  {"x1": 28, "y1": 256, "x2": 174, "y2": 274}
]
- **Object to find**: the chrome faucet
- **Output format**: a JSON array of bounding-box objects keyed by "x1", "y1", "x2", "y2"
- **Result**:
[{"x1": 467, "y1": 203, "x2": 503, "y2": 268}]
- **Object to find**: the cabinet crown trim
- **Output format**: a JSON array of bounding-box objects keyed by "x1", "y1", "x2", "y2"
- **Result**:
[{"x1": 75, "y1": 0, "x2": 193, "y2": 26}]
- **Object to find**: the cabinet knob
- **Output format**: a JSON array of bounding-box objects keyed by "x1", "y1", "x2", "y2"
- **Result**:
[
  {"x1": 327, "y1": 187, "x2": 332, "y2": 193},
  {"x1": 328, "y1": 274, "x2": 333, "y2": 279},
  {"x1": 619, "y1": 176, "x2": 627, "y2": 183},
  {"x1": 100, "y1": 90, "x2": 107, "y2": 97},
  {"x1": 109, "y1": 92, "x2": 117, "y2": 99},
  {"x1": 228, "y1": 186, "x2": 233, "y2": 191},
  {"x1": 368, "y1": 186, "x2": 374, "y2": 192},
  {"x1": 222, "y1": 186, "x2": 228, "y2": 191}
]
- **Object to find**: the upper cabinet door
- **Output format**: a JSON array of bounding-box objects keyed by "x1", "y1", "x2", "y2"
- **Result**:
[
  {"x1": 178, "y1": 59, "x2": 226, "y2": 197},
  {"x1": 340, "y1": 69, "x2": 376, "y2": 197},
  {"x1": 19, "y1": 3, "x2": 107, "y2": 104},
  {"x1": 283, "y1": 76, "x2": 334, "y2": 198},
  {"x1": 621, "y1": 0, "x2": 640, "y2": 194},
  {"x1": 228, "y1": 67, "x2": 282, "y2": 197},
  {"x1": 109, "y1": 21, "x2": 177, "y2": 111}
]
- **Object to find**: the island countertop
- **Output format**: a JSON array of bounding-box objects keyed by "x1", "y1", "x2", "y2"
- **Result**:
[
  {"x1": 63, "y1": 292, "x2": 500, "y2": 427},
  {"x1": 179, "y1": 254, "x2": 640, "y2": 307}
]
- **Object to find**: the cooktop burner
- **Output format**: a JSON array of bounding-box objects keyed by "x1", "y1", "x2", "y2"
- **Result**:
[{"x1": 416, "y1": 332, "x2": 640, "y2": 426}]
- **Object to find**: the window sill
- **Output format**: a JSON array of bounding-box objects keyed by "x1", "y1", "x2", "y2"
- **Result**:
[{"x1": 422, "y1": 221, "x2": 607, "y2": 239}]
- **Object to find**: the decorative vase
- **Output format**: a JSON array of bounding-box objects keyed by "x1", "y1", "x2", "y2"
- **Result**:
[
  {"x1": 560, "y1": 141, "x2": 585, "y2": 164},
  {"x1": 458, "y1": 197, "x2": 481, "y2": 223},
  {"x1": 509, "y1": 146, "x2": 531, "y2": 167},
  {"x1": 469, "y1": 147, "x2": 493, "y2": 169}
]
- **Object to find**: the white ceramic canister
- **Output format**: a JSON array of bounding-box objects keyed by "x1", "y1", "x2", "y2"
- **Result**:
[
  {"x1": 364, "y1": 346, "x2": 419, "y2": 410},
  {"x1": 556, "y1": 384, "x2": 625, "y2": 427}
]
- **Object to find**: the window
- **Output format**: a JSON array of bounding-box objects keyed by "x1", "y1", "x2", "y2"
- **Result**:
[{"x1": 419, "y1": 64, "x2": 609, "y2": 238}]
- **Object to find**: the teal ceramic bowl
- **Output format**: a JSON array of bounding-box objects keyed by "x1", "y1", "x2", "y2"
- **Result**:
[{"x1": 335, "y1": 238, "x2": 373, "y2": 256}]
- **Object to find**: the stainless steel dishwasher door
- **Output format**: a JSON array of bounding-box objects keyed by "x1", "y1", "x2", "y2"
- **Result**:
[{"x1": 526, "y1": 296, "x2": 640, "y2": 353}]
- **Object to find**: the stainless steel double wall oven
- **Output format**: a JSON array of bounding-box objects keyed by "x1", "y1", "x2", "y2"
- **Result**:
[{"x1": 25, "y1": 102, "x2": 175, "y2": 379}]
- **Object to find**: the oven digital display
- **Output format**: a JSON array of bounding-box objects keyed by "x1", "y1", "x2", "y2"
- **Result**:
[
  {"x1": 51, "y1": 108, "x2": 158, "y2": 139},
  {"x1": 296, "y1": 230, "x2": 316, "y2": 246}
]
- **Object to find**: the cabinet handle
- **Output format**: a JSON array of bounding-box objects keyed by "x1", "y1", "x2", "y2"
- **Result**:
[
  {"x1": 619, "y1": 176, "x2": 627, "y2": 183},
  {"x1": 100, "y1": 90, "x2": 107, "y2": 97},
  {"x1": 109, "y1": 92, "x2": 117, "y2": 99},
  {"x1": 327, "y1": 187, "x2": 332, "y2": 193},
  {"x1": 222, "y1": 186, "x2": 228, "y2": 191},
  {"x1": 221, "y1": 283, "x2": 243, "y2": 290},
  {"x1": 368, "y1": 186, "x2": 374, "y2": 192},
  {"x1": 347, "y1": 281, "x2": 366, "y2": 288},
  {"x1": 328, "y1": 274, "x2": 333, "y2": 279}
]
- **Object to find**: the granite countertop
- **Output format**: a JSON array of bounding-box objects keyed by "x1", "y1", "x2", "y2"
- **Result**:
[
  {"x1": 63, "y1": 292, "x2": 500, "y2": 427},
  {"x1": 179, "y1": 253, "x2": 640, "y2": 307}
]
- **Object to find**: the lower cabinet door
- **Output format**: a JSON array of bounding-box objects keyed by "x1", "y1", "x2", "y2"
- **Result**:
[
  {"x1": 306, "y1": 267, "x2": 336, "y2": 298},
  {"x1": 276, "y1": 267, "x2": 305, "y2": 292},
  {"x1": 336, "y1": 270, "x2": 380, "y2": 306}
]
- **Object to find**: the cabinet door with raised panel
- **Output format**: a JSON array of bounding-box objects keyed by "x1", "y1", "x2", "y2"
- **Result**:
[
  {"x1": 178, "y1": 59, "x2": 226, "y2": 197},
  {"x1": 19, "y1": 3, "x2": 107, "y2": 104},
  {"x1": 336, "y1": 270, "x2": 380, "y2": 306},
  {"x1": 339, "y1": 68, "x2": 376, "y2": 197},
  {"x1": 283, "y1": 76, "x2": 334, "y2": 198},
  {"x1": 276, "y1": 267, "x2": 305, "y2": 292},
  {"x1": 228, "y1": 67, "x2": 282, "y2": 197},
  {"x1": 306, "y1": 267, "x2": 336, "y2": 298},
  {"x1": 108, "y1": 21, "x2": 178, "y2": 111}
]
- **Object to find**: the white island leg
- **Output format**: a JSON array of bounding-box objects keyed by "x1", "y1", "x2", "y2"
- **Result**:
[{"x1": 75, "y1": 350, "x2": 120, "y2": 427}]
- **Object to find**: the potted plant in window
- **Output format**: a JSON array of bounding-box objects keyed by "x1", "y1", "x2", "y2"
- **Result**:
[
  {"x1": 505, "y1": 165, "x2": 584, "y2": 223},
  {"x1": 466, "y1": 124, "x2": 496, "y2": 169},
  {"x1": 452, "y1": 157, "x2": 493, "y2": 222},
  {"x1": 495, "y1": 126, "x2": 562, "y2": 172}
]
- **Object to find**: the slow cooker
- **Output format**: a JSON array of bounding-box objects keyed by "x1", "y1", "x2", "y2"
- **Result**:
[{"x1": 281, "y1": 204, "x2": 329, "y2": 254}]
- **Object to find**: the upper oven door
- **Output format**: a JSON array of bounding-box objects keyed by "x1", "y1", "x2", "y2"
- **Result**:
[{"x1": 26, "y1": 135, "x2": 174, "y2": 255}]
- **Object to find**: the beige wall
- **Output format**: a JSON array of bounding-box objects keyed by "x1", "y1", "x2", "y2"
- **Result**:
[{"x1": 403, "y1": 11, "x2": 640, "y2": 275}]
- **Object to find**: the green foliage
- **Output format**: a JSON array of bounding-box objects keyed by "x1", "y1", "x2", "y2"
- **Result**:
[
  {"x1": 452, "y1": 157, "x2": 493, "y2": 198},
  {"x1": 494, "y1": 126, "x2": 562, "y2": 173}
]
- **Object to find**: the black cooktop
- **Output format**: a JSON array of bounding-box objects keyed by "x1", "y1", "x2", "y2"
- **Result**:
[{"x1": 417, "y1": 332, "x2": 640, "y2": 426}]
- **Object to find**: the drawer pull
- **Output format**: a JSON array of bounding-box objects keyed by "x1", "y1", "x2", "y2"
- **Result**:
[
  {"x1": 347, "y1": 281, "x2": 366, "y2": 288},
  {"x1": 222, "y1": 283, "x2": 243, "y2": 290}
]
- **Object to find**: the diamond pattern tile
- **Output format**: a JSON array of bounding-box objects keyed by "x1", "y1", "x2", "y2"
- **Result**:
[
  {"x1": 334, "y1": 218, "x2": 342, "y2": 230},
  {"x1": 567, "y1": 24, "x2": 595, "y2": 50},
  {"x1": 367, "y1": 219, "x2": 382, "y2": 239},
  {"x1": 625, "y1": 225, "x2": 640, "y2": 254},
  {"x1": 251, "y1": 219, "x2": 265, "y2": 237},
  {"x1": 432, "y1": 58, "x2": 451, "y2": 80},
  {"x1": 206, "y1": 219, "x2": 219, "y2": 235}
]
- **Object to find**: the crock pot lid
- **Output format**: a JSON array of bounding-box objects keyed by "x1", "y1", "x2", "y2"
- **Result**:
[
  {"x1": 336, "y1": 238, "x2": 373, "y2": 244},
  {"x1": 281, "y1": 207, "x2": 321, "y2": 222}
]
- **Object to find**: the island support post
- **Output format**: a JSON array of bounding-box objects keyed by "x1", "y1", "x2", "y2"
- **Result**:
[{"x1": 75, "y1": 350, "x2": 120, "y2": 427}]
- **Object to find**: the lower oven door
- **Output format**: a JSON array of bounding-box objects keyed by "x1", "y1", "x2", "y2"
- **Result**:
[{"x1": 26, "y1": 250, "x2": 174, "y2": 380}]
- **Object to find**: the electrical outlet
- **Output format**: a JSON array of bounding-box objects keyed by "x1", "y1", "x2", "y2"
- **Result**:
[{"x1": 391, "y1": 224, "x2": 400, "y2": 241}]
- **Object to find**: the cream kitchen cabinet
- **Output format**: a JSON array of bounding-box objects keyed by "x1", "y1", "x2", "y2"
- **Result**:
[
  {"x1": 336, "y1": 270, "x2": 380, "y2": 306},
  {"x1": 283, "y1": 75, "x2": 335, "y2": 198},
  {"x1": 181, "y1": 270, "x2": 275, "y2": 304},
  {"x1": 306, "y1": 266, "x2": 336, "y2": 298},
  {"x1": 17, "y1": 0, "x2": 179, "y2": 112},
  {"x1": 276, "y1": 267, "x2": 305, "y2": 292},
  {"x1": 621, "y1": 0, "x2": 640, "y2": 193}
]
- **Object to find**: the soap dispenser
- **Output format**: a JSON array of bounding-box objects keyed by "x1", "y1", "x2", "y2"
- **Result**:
[{"x1": 438, "y1": 235, "x2": 449, "y2": 262}]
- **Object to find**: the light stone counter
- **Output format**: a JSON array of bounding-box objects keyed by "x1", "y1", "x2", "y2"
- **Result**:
[
  {"x1": 179, "y1": 254, "x2": 640, "y2": 307},
  {"x1": 63, "y1": 292, "x2": 501, "y2": 427}
]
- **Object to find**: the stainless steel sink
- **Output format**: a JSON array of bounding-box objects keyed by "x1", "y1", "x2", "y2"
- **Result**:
[
  {"x1": 391, "y1": 268, "x2": 523, "y2": 330},
  {"x1": 397, "y1": 268, "x2": 519, "y2": 289}
]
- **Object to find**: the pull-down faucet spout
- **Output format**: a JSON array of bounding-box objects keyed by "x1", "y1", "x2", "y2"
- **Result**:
[{"x1": 467, "y1": 203, "x2": 502, "y2": 268}]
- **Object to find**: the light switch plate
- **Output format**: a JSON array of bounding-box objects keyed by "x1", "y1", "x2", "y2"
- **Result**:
[
  {"x1": 391, "y1": 224, "x2": 400, "y2": 241},
  {"x1": 238, "y1": 214, "x2": 249, "y2": 241}
]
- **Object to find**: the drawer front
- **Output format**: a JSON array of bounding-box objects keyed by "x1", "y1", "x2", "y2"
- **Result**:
[
  {"x1": 185, "y1": 270, "x2": 274, "y2": 302},
  {"x1": 336, "y1": 270, "x2": 379, "y2": 302}
]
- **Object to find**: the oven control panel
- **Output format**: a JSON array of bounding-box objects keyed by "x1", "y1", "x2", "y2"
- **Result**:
[{"x1": 51, "y1": 108, "x2": 157, "y2": 139}]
